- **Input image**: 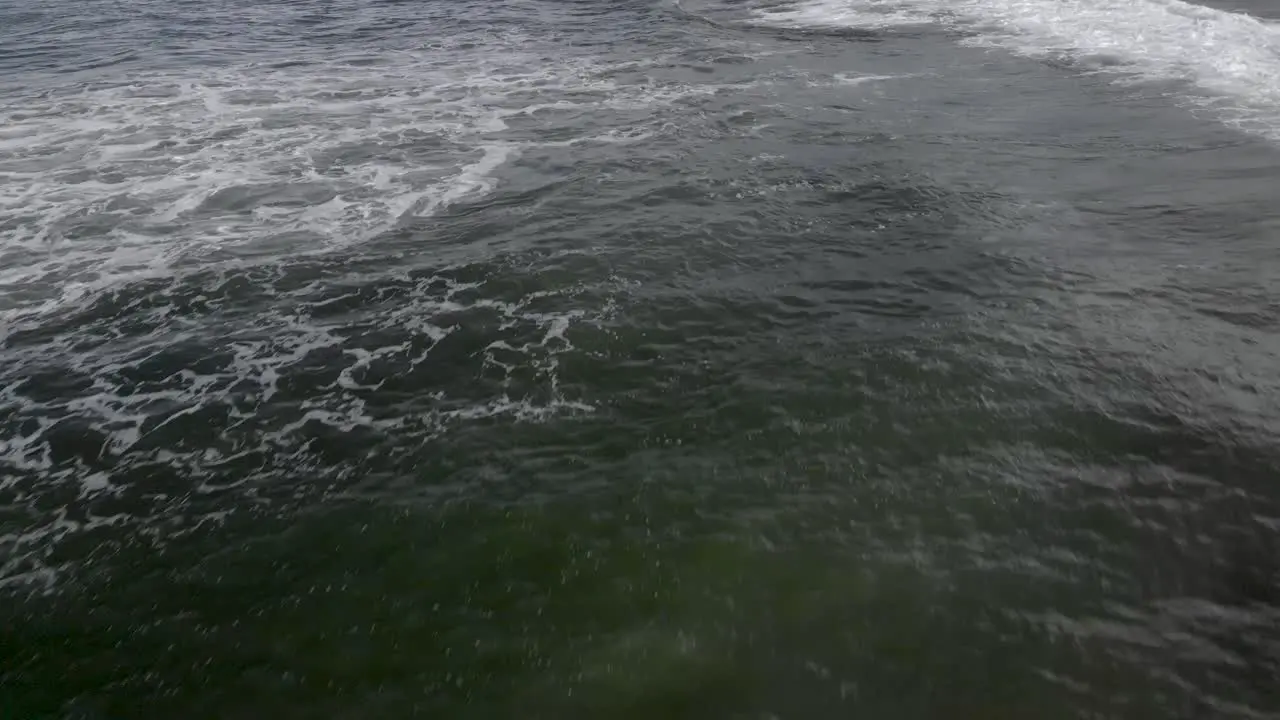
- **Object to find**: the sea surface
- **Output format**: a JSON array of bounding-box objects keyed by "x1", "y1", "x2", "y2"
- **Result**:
[{"x1": 2, "y1": 0, "x2": 1279, "y2": 717}]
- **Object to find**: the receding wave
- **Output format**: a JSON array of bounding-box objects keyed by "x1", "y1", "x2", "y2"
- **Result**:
[{"x1": 752, "y1": 0, "x2": 1280, "y2": 141}]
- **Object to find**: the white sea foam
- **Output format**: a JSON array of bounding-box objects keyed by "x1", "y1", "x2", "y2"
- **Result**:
[
  {"x1": 0, "y1": 44, "x2": 697, "y2": 326},
  {"x1": 754, "y1": 0, "x2": 1280, "y2": 141},
  {"x1": 0, "y1": 20, "x2": 829, "y2": 590},
  {"x1": 754, "y1": 0, "x2": 940, "y2": 28},
  {"x1": 0, "y1": 35, "x2": 699, "y2": 591},
  {"x1": 0, "y1": 258, "x2": 621, "y2": 589}
]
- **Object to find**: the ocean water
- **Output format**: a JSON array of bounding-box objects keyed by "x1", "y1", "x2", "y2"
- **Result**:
[{"x1": 1, "y1": 0, "x2": 1278, "y2": 717}]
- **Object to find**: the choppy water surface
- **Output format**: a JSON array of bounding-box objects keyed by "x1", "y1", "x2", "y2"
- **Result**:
[{"x1": 2, "y1": 0, "x2": 1278, "y2": 717}]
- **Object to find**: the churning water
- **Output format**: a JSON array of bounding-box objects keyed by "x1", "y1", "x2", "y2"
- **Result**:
[{"x1": 2, "y1": 0, "x2": 1279, "y2": 717}]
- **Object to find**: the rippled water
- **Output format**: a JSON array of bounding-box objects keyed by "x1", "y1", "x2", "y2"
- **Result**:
[{"x1": 2, "y1": 0, "x2": 1279, "y2": 717}]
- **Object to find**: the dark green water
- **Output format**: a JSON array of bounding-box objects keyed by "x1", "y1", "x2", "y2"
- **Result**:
[{"x1": 3, "y1": 0, "x2": 1280, "y2": 717}]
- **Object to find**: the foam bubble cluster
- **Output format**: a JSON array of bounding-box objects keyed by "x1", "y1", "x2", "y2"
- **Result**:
[{"x1": 0, "y1": 29, "x2": 726, "y2": 589}]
